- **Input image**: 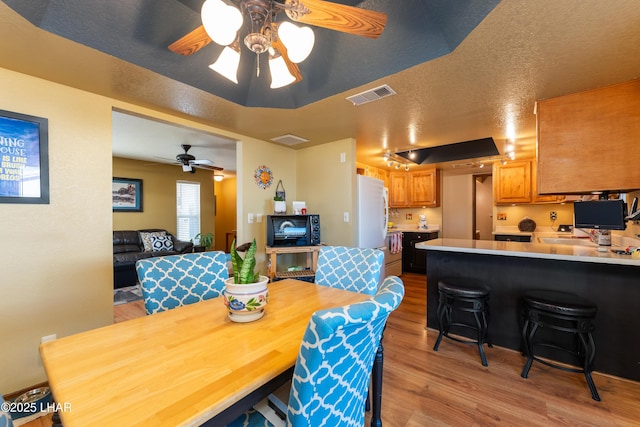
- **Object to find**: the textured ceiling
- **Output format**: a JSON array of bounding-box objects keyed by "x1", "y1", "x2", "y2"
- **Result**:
[{"x1": 0, "y1": 0, "x2": 639, "y2": 175}]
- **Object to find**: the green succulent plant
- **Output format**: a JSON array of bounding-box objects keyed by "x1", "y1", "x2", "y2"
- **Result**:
[{"x1": 230, "y1": 238, "x2": 260, "y2": 284}]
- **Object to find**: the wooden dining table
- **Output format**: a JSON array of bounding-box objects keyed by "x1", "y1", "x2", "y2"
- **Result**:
[{"x1": 39, "y1": 279, "x2": 374, "y2": 427}]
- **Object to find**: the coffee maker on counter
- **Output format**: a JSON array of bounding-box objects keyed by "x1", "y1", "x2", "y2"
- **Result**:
[{"x1": 418, "y1": 214, "x2": 428, "y2": 229}]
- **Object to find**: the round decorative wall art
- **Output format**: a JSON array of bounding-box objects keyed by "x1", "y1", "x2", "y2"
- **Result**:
[{"x1": 254, "y1": 165, "x2": 273, "y2": 189}]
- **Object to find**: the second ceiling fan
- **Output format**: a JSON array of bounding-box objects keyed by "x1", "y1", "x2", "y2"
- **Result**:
[
  {"x1": 169, "y1": 0, "x2": 387, "y2": 87},
  {"x1": 175, "y1": 144, "x2": 223, "y2": 173}
]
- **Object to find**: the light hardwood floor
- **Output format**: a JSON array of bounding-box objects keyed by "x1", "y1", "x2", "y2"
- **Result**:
[{"x1": 25, "y1": 273, "x2": 640, "y2": 426}]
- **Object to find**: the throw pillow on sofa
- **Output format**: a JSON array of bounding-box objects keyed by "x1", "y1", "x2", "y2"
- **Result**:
[
  {"x1": 140, "y1": 231, "x2": 166, "y2": 252},
  {"x1": 151, "y1": 235, "x2": 174, "y2": 252}
]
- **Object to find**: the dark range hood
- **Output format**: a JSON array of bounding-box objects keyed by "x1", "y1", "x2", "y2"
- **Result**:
[{"x1": 395, "y1": 137, "x2": 499, "y2": 164}]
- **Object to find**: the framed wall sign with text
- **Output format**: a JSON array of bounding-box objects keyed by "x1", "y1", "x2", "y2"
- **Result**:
[{"x1": 0, "y1": 109, "x2": 49, "y2": 204}]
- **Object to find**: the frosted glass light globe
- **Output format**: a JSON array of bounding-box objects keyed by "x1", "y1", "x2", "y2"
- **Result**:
[
  {"x1": 278, "y1": 21, "x2": 315, "y2": 63},
  {"x1": 201, "y1": 0, "x2": 243, "y2": 46}
]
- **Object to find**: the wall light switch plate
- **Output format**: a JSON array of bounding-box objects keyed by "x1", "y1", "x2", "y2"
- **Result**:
[
  {"x1": 256, "y1": 213, "x2": 263, "y2": 223},
  {"x1": 248, "y1": 213, "x2": 254, "y2": 224},
  {"x1": 41, "y1": 334, "x2": 57, "y2": 343}
]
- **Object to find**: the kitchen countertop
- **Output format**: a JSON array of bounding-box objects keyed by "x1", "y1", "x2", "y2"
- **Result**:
[
  {"x1": 388, "y1": 225, "x2": 440, "y2": 233},
  {"x1": 417, "y1": 237, "x2": 640, "y2": 266}
]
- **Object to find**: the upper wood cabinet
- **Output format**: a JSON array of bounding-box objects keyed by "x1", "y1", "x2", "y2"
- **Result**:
[
  {"x1": 389, "y1": 168, "x2": 440, "y2": 208},
  {"x1": 494, "y1": 159, "x2": 566, "y2": 204},
  {"x1": 536, "y1": 79, "x2": 640, "y2": 194},
  {"x1": 389, "y1": 172, "x2": 410, "y2": 207},
  {"x1": 531, "y1": 162, "x2": 565, "y2": 203},
  {"x1": 410, "y1": 169, "x2": 440, "y2": 207},
  {"x1": 493, "y1": 160, "x2": 532, "y2": 204},
  {"x1": 356, "y1": 162, "x2": 389, "y2": 188}
]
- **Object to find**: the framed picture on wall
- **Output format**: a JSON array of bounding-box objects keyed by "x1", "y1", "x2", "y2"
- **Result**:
[
  {"x1": 112, "y1": 177, "x2": 143, "y2": 212},
  {"x1": 0, "y1": 109, "x2": 50, "y2": 204}
]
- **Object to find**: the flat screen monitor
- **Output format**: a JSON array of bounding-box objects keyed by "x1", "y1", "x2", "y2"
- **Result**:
[{"x1": 573, "y1": 199, "x2": 627, "y2": 230}]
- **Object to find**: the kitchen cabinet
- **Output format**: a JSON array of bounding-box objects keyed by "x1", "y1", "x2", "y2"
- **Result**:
[
  {"x1": 536, "y1": 79, "x2": 640, "y2": 194},
  {"x1": 356, "y1": 162, "x2": 389, "y2": 189},
  {"x1": 494, "y1": 159, "x2": 564, "y2": 204},
  {"x1": 493, "y1": 160, "x2": 531, "y2": 204},
  {"x1": 402, "y1": 231, "x2": 439, "y2": 273},
  {"x1": 531, "y1": 162, "x2": 565, "y2": 203},
  {"x1": 389, "y1": 172, "x2": 410, "y2": 207},
  {"x1": 389, "y1": 168, "x2": 440, "y2": 208},
  {"x1": 410, "y1": 170, "x2": 440, "y2": 207}
]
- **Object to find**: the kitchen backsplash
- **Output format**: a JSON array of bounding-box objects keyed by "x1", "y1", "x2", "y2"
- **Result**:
[
  {"x1": 388, "y1": 188, "x2": 640, "y2": 240},
  {"x1": 388, "y1": 207, "x2": 443, "y2": 227},
  {"x1": 494, "y1": 189, "x2": 640, "y2": 240}
]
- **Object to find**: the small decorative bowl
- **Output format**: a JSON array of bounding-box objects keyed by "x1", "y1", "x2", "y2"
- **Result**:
[{"x1": 223, "y1": 275, "x2": 269, "y2": 323}]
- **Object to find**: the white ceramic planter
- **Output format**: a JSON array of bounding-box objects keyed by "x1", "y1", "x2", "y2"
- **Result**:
[
  {"x1": 223, "y1": 276, "x2": 269, "y2": 323},
  {"x1": 274, "y1": 200, "x2": 286, "y2": 214}
]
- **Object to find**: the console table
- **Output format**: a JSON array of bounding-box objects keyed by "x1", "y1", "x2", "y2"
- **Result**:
[{"x1": 265, "y1": 245, "x2": 322, "y2": 280}]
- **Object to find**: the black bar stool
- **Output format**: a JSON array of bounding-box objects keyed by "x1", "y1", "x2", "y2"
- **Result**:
[
  {"x1": 520, "y1": 290, "x2": 600, "y2": 401},
  {"x1": 433, "y1": 278, "x2": 492, "y2": 366}
]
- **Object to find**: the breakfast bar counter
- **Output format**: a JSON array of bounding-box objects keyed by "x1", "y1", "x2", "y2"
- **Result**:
[{"x1": 417, "y1": 238, "x2": 640, "y2": 381}]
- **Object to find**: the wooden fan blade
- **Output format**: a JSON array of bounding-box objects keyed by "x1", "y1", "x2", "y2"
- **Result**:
[
  {"x1": 271, "y1": 24, "x2": 303, "y2": 84},
  {"x1": 169, "y1": 25, "x2": 212, "y2": 56},
  {"x1": 286, "y1": 0, "x2": 387, "y2": 39}
]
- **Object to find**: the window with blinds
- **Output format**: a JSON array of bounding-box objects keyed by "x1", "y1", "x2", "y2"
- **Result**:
[{"x1": 176, "y1": 181, "x2": 200, "y2": 242}]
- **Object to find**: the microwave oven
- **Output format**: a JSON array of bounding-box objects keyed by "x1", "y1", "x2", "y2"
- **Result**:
[{"x1": 266, "y1": 214, "x2": 321, "y2": 247}]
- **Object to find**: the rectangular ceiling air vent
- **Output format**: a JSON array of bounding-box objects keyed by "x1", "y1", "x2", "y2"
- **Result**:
[
  {"x1": 270, "y1": 134, "x2": 310, "y2": 146},
  {"x1": 346, "y1": 84, "x2": 396, "y2": 106}
]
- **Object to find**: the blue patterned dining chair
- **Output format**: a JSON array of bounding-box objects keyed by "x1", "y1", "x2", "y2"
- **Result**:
[
  {"x1": 227, "y1": 275, "x2": 405, "y2": 427},
  {"x1": 314, "y1": 246, "x2": 385, "y2": 295},
  {"x1": 1, "y1": 395, "x2": 14, "y2": 427},
  {"x1": 136, "y1": 251, "x2": 229, "y2": 315}
]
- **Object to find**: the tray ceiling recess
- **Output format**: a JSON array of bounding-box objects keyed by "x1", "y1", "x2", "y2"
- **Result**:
[
  {"x1": 0, "y1": 0, "x2": 501, "y2": 108},
  {"x1": 395, "y1": 137, "x2": 499, "y2": 165}
]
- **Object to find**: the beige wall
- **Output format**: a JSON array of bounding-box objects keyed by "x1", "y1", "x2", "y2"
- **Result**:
[
  {"x1": 297, "y1": 138, "x2": 357, "y2": 246},
  {"x1": 112, "y1": 157, "x2": 216, "y2": 239},
  {"x1": 0, "y1": 66, "x2": 304, "y2": 394},
  {"x1": 214, "y1": 177, "x2": 237, "y2": 252},
  {"x1": 0, "y1": 68, "x2": 114, "y2": 393},
  {"x1": 237, "y1": 138, "x2": 298, "y2": 275}
]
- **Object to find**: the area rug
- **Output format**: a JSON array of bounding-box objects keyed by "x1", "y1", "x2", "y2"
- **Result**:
[{"x1": 113, "y1": 284, "x2": 143, "y2": 305}]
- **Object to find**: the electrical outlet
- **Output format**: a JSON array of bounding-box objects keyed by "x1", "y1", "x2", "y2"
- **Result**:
[{"x1": 550, "y1": 211, "x2": 557, "y2": 221}]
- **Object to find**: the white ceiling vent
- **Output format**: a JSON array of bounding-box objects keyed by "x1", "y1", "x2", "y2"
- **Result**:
[
  {"x1": 270, "y1": 134, "x2": 310, "y2": 146},
  {"x1": 346, "y1": 84, "x2": 396, "y2": 106}
]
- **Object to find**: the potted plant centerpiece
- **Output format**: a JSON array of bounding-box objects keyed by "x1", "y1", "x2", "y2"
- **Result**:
[{"x1": 223, "y1": 239, "x2": 269, "y2": 322}]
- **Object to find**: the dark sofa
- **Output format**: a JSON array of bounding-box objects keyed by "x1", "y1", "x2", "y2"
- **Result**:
[{"x1": 113, "y1": 229, "x2": 193, "y2": 288}]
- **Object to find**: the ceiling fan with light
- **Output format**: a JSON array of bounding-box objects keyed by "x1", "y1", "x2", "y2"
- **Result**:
[
  {"x1": 174, "y1": 144, "x2": 223, "y2": 173},
  {"x1": 169, "y1": 0, "x2": 387, "y2": 88}
]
